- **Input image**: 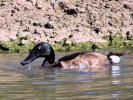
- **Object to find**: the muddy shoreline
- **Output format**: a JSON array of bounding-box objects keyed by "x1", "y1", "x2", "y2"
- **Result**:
[{"x1": 0, "y1": 0, "x2": 133, "y2": 52}]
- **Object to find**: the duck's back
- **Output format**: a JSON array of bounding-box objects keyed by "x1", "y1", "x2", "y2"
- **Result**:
[
  {"x1": 60, "y1": 53, "x2": 107, "y2": 69},
  {"x1": 58, "y1": 51, "x2": 90, "y2": 62}
]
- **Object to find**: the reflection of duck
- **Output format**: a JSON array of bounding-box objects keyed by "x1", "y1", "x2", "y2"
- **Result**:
[
  {"x1": 111, "y1": 65, "x2": 121, "y2": 84},
  {"x1": 111, "y1": 65, "x2": 120, "y2": 77},
  {"x1": 21, "y1": 42, "x2": 129, "y2": 69}
]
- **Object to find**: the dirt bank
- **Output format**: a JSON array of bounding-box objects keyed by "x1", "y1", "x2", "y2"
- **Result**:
[{"x1": 0, "y1": 0, "x2": 133, "y2": 45}]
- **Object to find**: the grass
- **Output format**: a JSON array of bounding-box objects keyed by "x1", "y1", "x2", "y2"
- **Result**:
[{"x1": 0, "y1": 34, "x2": 132, "y2": 53}]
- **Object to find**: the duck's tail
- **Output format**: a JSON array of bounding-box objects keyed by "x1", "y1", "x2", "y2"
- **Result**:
[
  {"x1": 107, "y1": 51, "x2": 129, "y2": 57},
  {"x1": 107, "y1": 51, "x2": 129, "y2": 64}
]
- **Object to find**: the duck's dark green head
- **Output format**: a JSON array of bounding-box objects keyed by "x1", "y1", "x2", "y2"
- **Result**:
[{"x1": 21, "y1": 42, "x2": 55, "y2": 67}]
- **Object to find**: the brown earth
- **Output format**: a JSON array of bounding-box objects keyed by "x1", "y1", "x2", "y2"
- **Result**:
[{"x1": 0, "y1": 0, "x2": 133, "y2": 44}]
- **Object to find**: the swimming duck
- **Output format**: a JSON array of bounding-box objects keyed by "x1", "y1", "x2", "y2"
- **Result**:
[{"x1": 21, "y1": 42, "x2": 129, "y2": 69}]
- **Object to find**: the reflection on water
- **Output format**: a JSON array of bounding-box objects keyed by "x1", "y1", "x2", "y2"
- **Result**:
[
  {"x1": 111, "y1": 65, "x2": 121, "y2": 84},
  {"x1": 0, "y1": 51, "x2": 133, "y2": 100}
]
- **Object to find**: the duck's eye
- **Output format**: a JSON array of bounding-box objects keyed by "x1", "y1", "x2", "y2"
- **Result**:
[{"x1": 38, "y1": 46, "x2": 41, "y2": 50}]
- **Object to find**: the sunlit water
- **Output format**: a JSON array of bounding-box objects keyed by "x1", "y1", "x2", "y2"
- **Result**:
[{"x1": 0, "y1": 50, "x2": 133, "y2": 100}]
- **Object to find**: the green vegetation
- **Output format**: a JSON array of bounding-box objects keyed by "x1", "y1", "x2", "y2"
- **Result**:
[
  {"x1": 0, "y1": 36, "x2": 36, "y2": 53},
  {"x1": 52, "y1": 33, "x2": 133, "y2": 52},
  {"x1": 103, "y1": 33, "x2": 133, "y2": 49},
  {"x1": 0, "y1": 33, "x2": 132, "y2": 53}
]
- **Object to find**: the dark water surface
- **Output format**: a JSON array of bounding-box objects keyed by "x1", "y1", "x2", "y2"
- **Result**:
[{"x1": 0, "y1": 50, "x2": 133, "y2": 100}]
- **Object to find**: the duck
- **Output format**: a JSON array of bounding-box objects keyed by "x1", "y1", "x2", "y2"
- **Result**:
[{"x1": 21, "y1": 42, "x2": 129, "y2": 69}]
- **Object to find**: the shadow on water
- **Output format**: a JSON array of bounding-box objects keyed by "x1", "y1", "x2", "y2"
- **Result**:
[{"x1": 0, "y1": 50, "x2": 133, "y2": 100}]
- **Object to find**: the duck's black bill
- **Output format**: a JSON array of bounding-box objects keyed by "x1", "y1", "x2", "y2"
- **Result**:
[{"x1": 21, "y1": 51, "x2": 37, "y2": 66}]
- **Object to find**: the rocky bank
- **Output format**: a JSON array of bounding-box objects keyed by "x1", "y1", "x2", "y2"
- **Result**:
[{"x1": 0, "y1": 0, "x2": 133, "y2": 45}]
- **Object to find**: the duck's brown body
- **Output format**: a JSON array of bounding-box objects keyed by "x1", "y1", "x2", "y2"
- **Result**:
[
  {"x1": 46, "y1": 51, "x2": 129, "y2": 69},
  {"x1": 46, "y1": 53, "x2": 108, "y2": 69},
  {"x1": 60, "y1": 53, "x2": 107, "y2": 69}
]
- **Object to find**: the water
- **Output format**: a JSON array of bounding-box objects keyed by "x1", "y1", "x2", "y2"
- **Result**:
[{"x1": 0, "y1": 51, "x2": 133, "y2": 100}]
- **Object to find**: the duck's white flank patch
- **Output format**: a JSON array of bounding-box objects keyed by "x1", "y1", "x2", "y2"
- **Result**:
[{"x1": 110, "y1": 55, "x2": 121, "y2": 64}]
